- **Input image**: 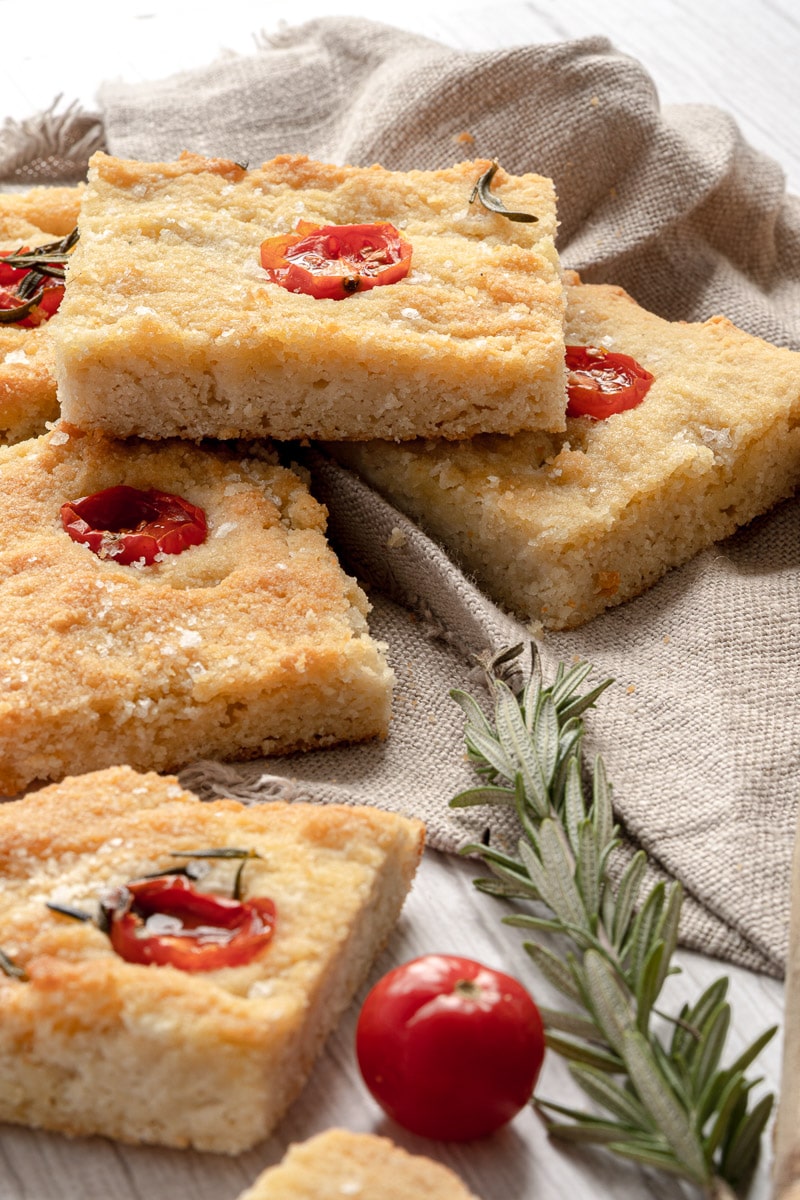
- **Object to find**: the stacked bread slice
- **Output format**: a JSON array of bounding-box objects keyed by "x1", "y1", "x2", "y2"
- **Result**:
[{"x1": 332, "y1": 275, "x2": 800, "y2": 629}]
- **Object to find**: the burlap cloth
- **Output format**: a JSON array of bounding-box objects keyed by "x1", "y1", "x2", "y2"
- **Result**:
[{"x1": 3, "y1": 19, "x2": 798, "y2": 976}]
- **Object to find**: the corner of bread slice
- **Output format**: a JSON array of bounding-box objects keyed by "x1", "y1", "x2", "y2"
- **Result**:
[
  {"x1": 236, "y1": 1129, "x2": 481, "y2": 1199},
  {"x1": 0, "y1": 765, "x2": 424, "y2": 1152}
]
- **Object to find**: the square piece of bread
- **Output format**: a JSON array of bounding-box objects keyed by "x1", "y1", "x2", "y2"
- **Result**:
[
  {"x1": 0, "y1": 185, "x2": 82, "y2": 443},
  {"x1": 331, "y1": 279, "x2": 800, "y2": 629},
  {"x1": 54, "y1": 152, "x2": 566, "y2": 441},
  {"x1": 237, "y1": 1129, "x2": 480, "y2": 1199},
  {"x1": 0, "y1": 766, "x2": 424, "y2": 1152},
  {"x1": 0, "y1": 426, "x2": 391, "y2": 793}
]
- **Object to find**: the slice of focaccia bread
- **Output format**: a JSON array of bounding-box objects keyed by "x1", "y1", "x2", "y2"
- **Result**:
[
  {"x1": 54, "y1": 151, "x2": 566, "y2": 442},
  {"x1": 236, "y1": 1129, "x2": 480, "y2": 1200},
  {"x1": 331, "y1": 279, "x2": 800, "y2": 629},
  {"x1": 0, "y1": 185, "x2": 82, "y2": 443},
  {"x1": 0, "y1": 767, "x2": 424, "y2": 1152},
  {"x1": 0, "y1": 426, "x2": 392, "y2": 794}
]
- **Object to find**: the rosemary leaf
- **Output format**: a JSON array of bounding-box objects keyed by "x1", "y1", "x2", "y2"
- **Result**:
[
  {"x1": 171, "y1": 847, "x2": 261, "y2": 860},
  {"x1": 568, "y1": 1064, "x2": 658, "y2": 1131},
  {"x1": 543, "y1": 1031, "x2": 625, "y2": 1073},
  {"x1": 495, "y1": 681, "x2": 549, "y2": 812},
  {"x1": 625, "y1": 882, "x2": 666, "y2": 983},
  {"x1": 563, "y1": 759, "x2": 586, "y2": 854},
  {"x1": 720, "y1": 1092, "x2": 774, "y2": 1182},
  {"x1": 621, "y1": 1029, "x2": 708, "y2": 1182},
  {"x1": 450, "y1": 784, "x2": 516, "y2": 807},
  {"x1": 0, "y1": 948, "x2": 27, "y2": 980},
  {"x1": 539, "y1": 1118, "x2": 639, "y2": 1146},
  {"x1": 537, "y1": 1005, "x2": 602, "y2": 1041},
  {"x1": 691, "y1": 1000, "x2": 732, "y2": 1096},
  {"x1": 674, "y1": 978, "x2": 729, "y2": 1064},
  {"x1": 550, "y1": 661, "x2": 594, "y2": 708},
  {"x1": 558, "y1": 677, "x2": 614, "y2": 721},
  {"x1": 522, "y1": 940, "x2": 583, "y2": 1004},
  {"x1": 469, "y1": 160, "x2": 538, "y2": 223},
  {"x1": 449, "y1": 687, "x2": 495, "y2": 736},
  {"x1": 605, "y1": 1140, "x2": 689, "y2": 1177},
  {"x1": 583, "y1": 949, "x2": 636, "y2": 1055},
  {"x1": 634, "y1": 939, "x2": 665, "y2": 1034},
  {"x1": 703, "y1": 1070, "x2": 749, "y2": 1160},
  {"x1": 576, "y1": 818, "x2": 600, "y2": 922},
  {"x1": 610, "y1": 850, "x2": 647, "y2": 949},
  {"x1": 46, "y1": 901, "x2": 93, "y2": 921}
]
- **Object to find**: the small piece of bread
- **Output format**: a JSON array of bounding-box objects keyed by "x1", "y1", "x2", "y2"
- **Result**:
[
  {"x1": 0, "y1": 426, "x2": 392, "y2": 793},
  {"x1": 236, "y1": 1129, "x2": 481, "y2": 1200},
  {"x1": 331, "y1": 279, "x2": 800, "y2": 629},
  {"x1": 0, "y1": 185, "x2": 83, "y2": 443},
  {"x1": 54, "y1": 152, "x2": 566, "y2": 441},
  {"x1": 0, "y1": 767, "x2": 424, "y2": 1152}
]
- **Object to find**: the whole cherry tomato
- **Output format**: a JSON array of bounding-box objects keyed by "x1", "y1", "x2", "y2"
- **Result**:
[
  {"x1": 355, "y1": 954, "x2": 545, "y2": 1140},
  {"x1": 103, "y1": 875, "x2": 276, "y2": 972},
  {"x1": 565, "y1": 345, "x2": 654, "y2": 419},
  {"x1": 61, "y1": 485, "x2": 207, "y2": 565},
  {"x1": 260, "y1": 220, "x2": 412, "y2": 300}
]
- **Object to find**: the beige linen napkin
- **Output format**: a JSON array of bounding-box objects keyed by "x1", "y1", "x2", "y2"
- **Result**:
[{"x1": 3, "y1": 18, "x2": 798, "y2": 976}]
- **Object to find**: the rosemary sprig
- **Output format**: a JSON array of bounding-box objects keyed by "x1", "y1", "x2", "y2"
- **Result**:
[
  {"x1": 450, "y1": 644, "x2": 775, "y2": 1197},
  {"x1": 469, "y1": 160, "x2": 538, "y2": 223}
]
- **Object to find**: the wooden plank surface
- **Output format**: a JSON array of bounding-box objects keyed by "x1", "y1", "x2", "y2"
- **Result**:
[{"x1": 1, "y1": 3, "x2": 798, "y2": 1198}]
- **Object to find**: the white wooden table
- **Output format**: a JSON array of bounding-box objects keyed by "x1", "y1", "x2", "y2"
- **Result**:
[{"x1": 1, "y1": 3, "x2": 797, "y2": 1198}]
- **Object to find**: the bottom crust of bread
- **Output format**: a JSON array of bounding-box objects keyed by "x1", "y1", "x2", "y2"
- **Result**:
[{"x1": 0, "y1": 767, "x2": 424, "y2": 1152}]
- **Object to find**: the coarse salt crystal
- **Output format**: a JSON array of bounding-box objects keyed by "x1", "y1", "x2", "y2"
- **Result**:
[{"x1": 213, "y1": 522, "x2": 238, "y2": 538}]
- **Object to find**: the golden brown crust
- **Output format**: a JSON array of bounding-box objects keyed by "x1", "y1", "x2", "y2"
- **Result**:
[
  {"x1": 95, "y1": 149, "x2": 248, "y2": 188},
  {"x1": 0, "y1": 766, "x2": 424, "y2": 1152},
  {"x1": 55, "y1": 152, "x2": 566, "y2": 441},
  {"x1": 332, "y1": 280, "x2": 800, "y2": 628},
  {"x1": 0, "y1": 428, "x2": 392, "y2": 792},
  {"x1": 237, "y1": 1129, "x2": 480, "y2": 1199},
  {"x1": 0, "y1": 185, "x2": 83, "y2": 241}
]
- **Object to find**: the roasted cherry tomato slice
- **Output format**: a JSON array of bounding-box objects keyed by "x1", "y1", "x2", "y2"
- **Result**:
[
  {"x1": 356, "y1": 954, "x2": 545, "y2": 1140},
  {"x1": 105, "y1": 875, "x2": 276, "y2": 972},
  {"x1": 61, "y1": 485, "x2": 207, "y2": 565},
  {"x1": 0, "y1": 249, "x2": 65, "y2": 327},
  {"x1": 260, "y1": 220, "x2": 412, "y2": 300},
  {"x1": 565, "y1": 345, "x2": 654, "y2": 419}
]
